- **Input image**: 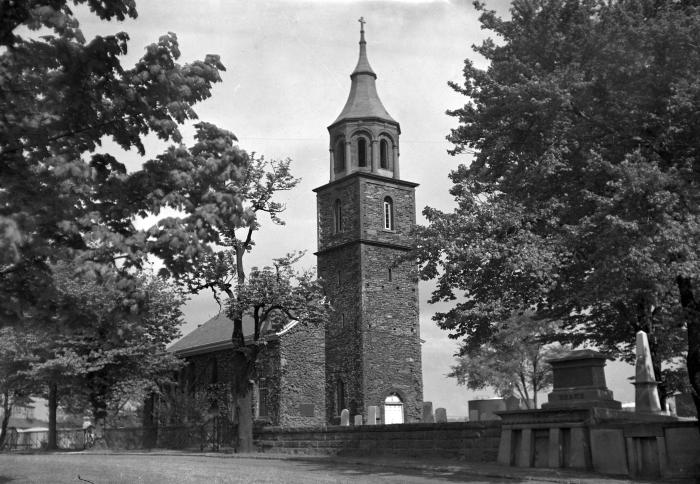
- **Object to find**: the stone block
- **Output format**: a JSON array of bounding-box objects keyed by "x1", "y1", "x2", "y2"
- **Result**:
[
  {"x1": 422, "y1": 401, "x2": 434, "y2": 423},
  {"x1": 516, "y1": 428, "x2": 532, "y2": 467},
  {"x1": 497, "y1": 428, "x2": 512, "y2": 465},
  {"x1": 435, "y1": 408, "x2": 447, "y2": 423},
  {"x1": 547, "y1": 428, "x2": 561, "y2": 468},
  {"x1": 567, "y1": 427, "x2": 588, "y2": 469},
  {"x1": 543, "y1": 349, "x2": 621, "y2": 410},
  {"x1": 354, "y1": 415, "x2": 363, "y2": 426},
  {"x1": 367, "y1": 405, "x2": 379, "y2": 425},
  {"x1": 590, "y1": 428, "x2": 628, "y2": 475},
  {"x1": 665, "y1": 426, "x2": 700, "y2": 477}
]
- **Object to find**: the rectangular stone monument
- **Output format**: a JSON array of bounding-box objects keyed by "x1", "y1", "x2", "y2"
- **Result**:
[
  {"x1": 498, "y1": 349, "x2": 622, "y2": 471},
  {"x1": 354, "y1": 415, "x2": 363, "y2": 426},
  {"x1": 340, "y1": 408, "x2": 350, "y2": 426},
  {"x1": 435, "y1": 407, "x2": 447, "y2": 423},
  {"x1": 367, "y1": 406, "x2": 378, "y2": 425},
  {"x1": 542, "y1": 349, "x2": 621, "y2": 409},
  {"x1": 422, "y1": 401, "x2": 434, "y2": 423}
]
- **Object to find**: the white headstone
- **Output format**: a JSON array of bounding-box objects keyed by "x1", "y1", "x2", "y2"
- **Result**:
[
  {"x1": 367, "y1": 405, "x2": 379, "y2": 425},
  {"x1": 354, "y1": 415, "x2": 363, "y2": 426},
  {"x1": 340, "y1": 408, "x2": 350, "y2": 426}
]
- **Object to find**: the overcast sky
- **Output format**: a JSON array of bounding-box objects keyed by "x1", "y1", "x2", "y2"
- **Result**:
[{"x1": 81, "y1": 0, "x2": 635, "y2": 415}]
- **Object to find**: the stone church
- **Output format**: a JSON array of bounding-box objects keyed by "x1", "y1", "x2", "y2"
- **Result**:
[{"x1": 169, "y1": 21, "x2": 423, "y2": 426}]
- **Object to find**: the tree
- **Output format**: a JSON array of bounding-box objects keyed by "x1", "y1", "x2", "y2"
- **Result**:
[
  {"x1": 180, "y1": 158, "x2": 330, "y2": 452},
  {"x1": 2, "y1": 1, "x2": 259, "y2": 447},
  {"x1": 0, "y1": 327, "x2": 42, "y2": 449},
  {"x1": 20, "y1": 266, "x2": 185, "y2": 445},
  {"x1": 450, "y1": 315, "x2": 567, "y2": 408},
  {"x1": 1, "y1": 1, "x2": 249, "y2": 331},
  {"x1": 416, "y1": 0, "x2": 700, "y2": 416}
]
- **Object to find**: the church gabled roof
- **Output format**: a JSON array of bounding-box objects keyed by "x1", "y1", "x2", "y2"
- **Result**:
[
  {"x1": 168, "y1": 312, "x2": 241, "y2": 356},
  {"x1": 168, "y1": 311, "x2": 296, "y2": 357},
  {"x1": 330, "y1": 19, "x2": 398, "y2": 129}
]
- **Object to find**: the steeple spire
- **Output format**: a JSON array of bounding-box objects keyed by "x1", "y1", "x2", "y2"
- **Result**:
[
  {"x1": 330, "y1": 17, "x2": 397, "y2": 128},
  {"x1": 353, "y1": 16, "x2": 375, "y2": 78}
]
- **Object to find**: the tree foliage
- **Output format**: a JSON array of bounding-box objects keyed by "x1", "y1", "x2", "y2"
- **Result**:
[
  {"x1": 450, "y1": 315, "x2": 568, "y2": 408},
  {"x1": 0, "y1": 1, "x2": 248, "y2": 328},
  {"x1": 173, "y1": 158, "x2": 330, "y2": 452},
  {"x1": 2, "y1": 266, "x2": 185, "y2": 442},
  {"x1": 0, "y1": 327, "x2": 42, "y2": 448},
  {"x1": 416, "y1": 0, "x2": 700, "y2": 412}
]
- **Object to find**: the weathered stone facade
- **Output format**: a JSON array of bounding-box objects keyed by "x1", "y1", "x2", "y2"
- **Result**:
[
  {"x1": 315, "y1": 24, "x2": 423, "y2": 423},
  {"x1": 277, "y1": 321, "x2": 327, "y2": 427},
  {"x1": 170, "y1": 315, "x2": 326, "y2": 428}
]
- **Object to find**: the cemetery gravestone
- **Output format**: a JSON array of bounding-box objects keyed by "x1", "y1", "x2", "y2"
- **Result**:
[
  {"x1": 435, "y1": 408, "x2": 447, "y2": 423},
  {"x1": 634, "y1": 330, "x2": 662, "y2": 414},
  {"x1": 367, "y1": 406, "x2": 379, "y2": 425},
  {"x1": 422, "y1": 401, "x2": 434, "y2": 423}
]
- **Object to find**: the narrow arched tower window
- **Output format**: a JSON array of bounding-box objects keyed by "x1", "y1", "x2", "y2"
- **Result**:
[
  {"x1": 335, "y1": 140, "x2": 345, "y2": 172},
  {"x1": 333, "y1": 199, "x2": 342, "y2": 233},
  {"x1": 383, "y1": 196, "x2": 394, "y2": 230},
  {"x1": 336, "y1": 380, "x2": 345, "y2": 415},
  {"x1": 380, "y1": 140, "x2": 389, "y2": 169},
  {"x1": 358, "y1": 138, "x2": 367, "y2": 167}
]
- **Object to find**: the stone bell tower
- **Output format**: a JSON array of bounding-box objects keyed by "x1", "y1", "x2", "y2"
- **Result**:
[{"x1": 314, "y1": 18, "x2": 423, "y2": 424}]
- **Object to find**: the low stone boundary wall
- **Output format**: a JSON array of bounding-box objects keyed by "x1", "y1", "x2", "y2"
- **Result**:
[
  {"x1": 589, "y1": 420, "x2": 700, "y2": 479},
  {"x1": 255, "y1": 421, "x2": 502, "y2": 460}
]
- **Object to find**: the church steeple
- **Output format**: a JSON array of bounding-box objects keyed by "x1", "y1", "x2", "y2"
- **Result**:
[
  {"x1": 315, "y1": 18, "x2": 423, "y2": 424},
  {"x1": 351, "y1": 17, "x2": 375, "y2": 78},
  {"x1": 328, "y1": 18, "x2": 401, "y2": 182},
  {"x1": 330, "y1": 18, "x2": 398, "y2": 129}
]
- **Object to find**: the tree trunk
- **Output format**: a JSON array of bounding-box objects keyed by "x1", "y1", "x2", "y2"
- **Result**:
[
  {"x1": 90, "y1": 397, "x2": 108, "y2": 448},
  {"x1": 232, "y1": 350, "x2": 255, "y2": 452},
  {"x1": 142, "y1": 393, "x2": 157, "y2": 448},
  {"x1": 0, "y1": 390, "x2": 11, "y2": 449},
  {"x1": 235, "y1": 384, "x2": 254, "y2": 452},
  {"x1": 47, "y1": 383, "x2": 57, "y2": 450},
  {"x1": 677, "y1": 276, "x2": 700, "y2": 428}
]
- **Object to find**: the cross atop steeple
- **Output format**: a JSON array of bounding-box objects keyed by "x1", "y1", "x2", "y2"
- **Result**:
[{"x1": 358, "y1": 17, "x2": 366, "y2": 43}]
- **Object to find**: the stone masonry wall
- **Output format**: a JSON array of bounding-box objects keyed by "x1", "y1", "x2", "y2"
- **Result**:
[
  {"x1": 278, "y1": 321, "x2": 327, "y2": 427},
  {"x1": 361, "y1": 243, "x2": 422, "y2": 422},
  {"x1": 316, "y1": 176, "x2": 361, "y2": 252},
  {"x1": 318, "y1": 243, "x2": 364, "y2": 421},
  {"x1": 255, "y1": 422, "x2": 501, "y2": 461},
  {"x1": 181, "y1": 343, "x2": 283, "y2": 426},
  {"x1": 358, "y1": 177, "x2": 415, "y2": 246},
  {"x1": 316, "y1": 172, "x2": 423, "y2": 423}
]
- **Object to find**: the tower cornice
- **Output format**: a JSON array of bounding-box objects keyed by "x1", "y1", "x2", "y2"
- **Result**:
[{"x1": 313, "y1": 170, "x2": 418, "y2": 193}]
